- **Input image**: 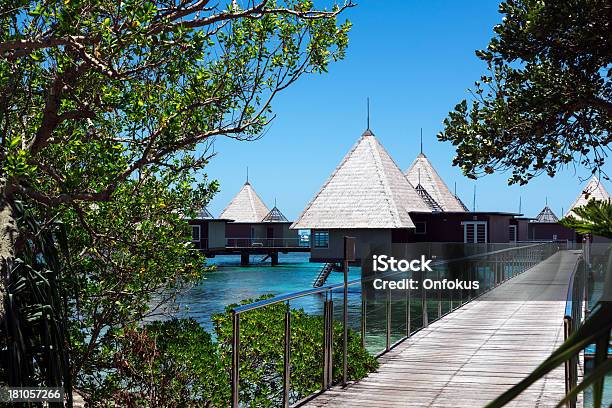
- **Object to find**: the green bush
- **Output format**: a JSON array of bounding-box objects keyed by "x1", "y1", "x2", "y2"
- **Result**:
[
  {"x1": 96, "y1": 319, "x2": 230, "y2": 407},
  {"x1": 213, "y1": 295, "x2": 379, "y2": 407},
  {"x1": 92, "y1": 296, "x2": 377, "y2": 407}
]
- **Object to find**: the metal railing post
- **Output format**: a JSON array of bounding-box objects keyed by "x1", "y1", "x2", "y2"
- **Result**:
[
  {"x1": 563, "y1": 316, "x2": 576, "y2": 408},
  {"x1": 406, "y1": 282, "x2": 411, "y2": 337},
  {"x1": 361, "y1": 292, "x2": 366, "y2": 349},
  {"x1": 322, "y1": 297, "x2": 329, "y2": 391},
  {"x1": 422, "y1": 274, "x2": 428, "y2": 327},
  {"x1": 231, "y1": 311, "x2": 240, "y2": 408},
  {"x1": 437, "y1": 268, "x2": 442, "y2": 318},
  {"x1": 283, "y1": 303, "x2": 291, "y2": 408},
  {"x1": 386, "y1": 286, "x2": 391, "y2": 351},
  {"x1": 327, "y1": 297, "x2": 334, "y2": 388}
]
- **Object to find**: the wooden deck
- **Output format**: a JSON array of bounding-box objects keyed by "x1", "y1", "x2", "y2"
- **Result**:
[{"x1": 304, "y1": 250, "x2": 582, "y2": 408}]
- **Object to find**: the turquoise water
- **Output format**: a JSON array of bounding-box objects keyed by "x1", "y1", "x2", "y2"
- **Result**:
[{"x1": 176, "y1": 252, "x2": 361, "y2": 333}]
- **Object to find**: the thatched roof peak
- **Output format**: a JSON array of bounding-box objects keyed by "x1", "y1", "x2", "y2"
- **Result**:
[
  {"x1": 405, "y1": 154, "x2": 466, "y2": 212},
  {"x1": 292, "y1": 130, "x2": 430, "y2": 229},
  {"x1": 219, "y1": 182, "x2": 270, "y2": 222}
]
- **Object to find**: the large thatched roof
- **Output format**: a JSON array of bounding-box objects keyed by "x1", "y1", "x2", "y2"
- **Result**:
[
  {"x1": 219, "y1": 182, "x2": 270, "y2": 222},
  {"x1": 291, "y1": 130, "x2": 430, "y2": 229},
  {"x1": 566, "y1": 176, "x2": 611, "y2": 217},
  {"x1": 405, "y1": 153, "x2": 466, "y2": 212}
]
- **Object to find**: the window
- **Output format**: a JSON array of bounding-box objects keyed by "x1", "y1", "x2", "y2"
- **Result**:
[
  {"x1": 462, "y1": 221, "x2": 487, "y2": 243},
  {"x1": 313, "y1": 230, "x2": 329, "y2": 248},
  {"x1": 191, "y1": 225, "x2": 201, "y2": 242},
  {"x1": 509, "y1": 225, "x2": 517, "y2": 242},
  {"x1": 414, "y1": 222, "x2": 427, "y2": 235}
]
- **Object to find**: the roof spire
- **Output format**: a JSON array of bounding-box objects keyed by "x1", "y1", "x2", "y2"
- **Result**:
[
  {"x1": 454, "y1": 181, "x2": 457, "y2": 197},
  {"x1": 246, "y1": 166, "x2": 249, "y2": 184},
  {"x1": 519, "y1": 196, "x2": 522, "y2": 214},
  {"x1": 366, "y1": 97, "x2": 370, "y2": 130},
  {"x1": 473, "y1": 185, "x2": 476, "y2": 212},
  {"x1": 545, "y1": 196, "x2": 548, "y2": 206},
  {"x1": 420, "y1": 128, "x2": 423, "y2": 154}
]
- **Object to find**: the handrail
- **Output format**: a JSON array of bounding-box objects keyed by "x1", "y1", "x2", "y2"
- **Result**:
[
  {"x1": 233, "y1": 242, "x2": 553, "y2": 315},
  {"x1": 564, "y1": 256, "x2": 585, "y2": 319}
]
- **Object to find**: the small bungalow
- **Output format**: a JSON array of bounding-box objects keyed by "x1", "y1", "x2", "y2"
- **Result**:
[
  {"x1": 525, "y1": 204, "x2": 575, "y2": 242},
  {"x1": 220, "y1": 181, "x2": 298, "y2": 247}
]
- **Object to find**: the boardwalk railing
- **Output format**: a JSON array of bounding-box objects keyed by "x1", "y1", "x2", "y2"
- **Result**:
[
  {"x1": 229, "y1": 242, "x2": 561, "y2": 407},
  {"x1": 563, "y1": 254, "x2": 586, "y2": 408},
  {"x1": 563, "y1": 241, "x2": 611, "y2": 408},
  {"x1": 225, "y1": 237, "x2": 308, "y2": 248}
]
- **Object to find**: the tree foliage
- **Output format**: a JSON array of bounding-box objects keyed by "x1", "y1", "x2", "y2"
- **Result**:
[
  {"x1": 439, "y1": 0, "x2": 611, "y2": 185},
  {"x1": 0, "y1": 0, "x2": 353, "y2": 395},
  {"x1": 560, "y1": 199, "x2": 612, "y2": 238}
]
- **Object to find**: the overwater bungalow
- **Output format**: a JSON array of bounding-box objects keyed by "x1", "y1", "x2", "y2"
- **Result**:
[
  {"x1": 513, "y1": 178, "x2": 611, "y2": 243},
  {"x1": 219, "y1": 181, "x2": 297, "y2": 247},
  {"x1": 291, "y1": 129, "x2": 431, "y2": 262},
  {"x1": 524, "y1": 203, "x2": 575, "y2": 242},
  {"x1": 291, "y1": 129, "x2": 523, "y2": 264}
]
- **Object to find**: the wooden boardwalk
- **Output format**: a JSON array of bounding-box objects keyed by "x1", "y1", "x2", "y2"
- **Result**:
[{"x1": 304, "y1": 250, "x2": 582, "y2": 408}]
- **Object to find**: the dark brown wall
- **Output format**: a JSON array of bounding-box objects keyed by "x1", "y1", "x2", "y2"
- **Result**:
[
  {"x1": 405, "y1": 213, "x2": 517, "y2": 243},
  {"x1": 488, "y1": 215, "x2": 510, "y2": 243},
  {"x1": 528, "y1": 223, "x2": 575, "y2": 241},
  {"x1": 225, "y1": 223, "x2": 252, "y2": 238},
  {"x1": 513, "y1": 219, "x2": 530, "y2": 241}
]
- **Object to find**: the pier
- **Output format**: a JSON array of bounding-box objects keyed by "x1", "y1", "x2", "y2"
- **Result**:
[
  {"x1": 303, "y1": 250, "x2": 581, "y2": 407},
  {"x1": 203, "y1": 238, "x2": 309, "y2": 265}
]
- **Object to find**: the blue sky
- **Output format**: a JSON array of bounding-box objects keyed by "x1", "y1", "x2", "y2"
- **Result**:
[{"x1": 203, "y1": 1, "x2": 610, "y2": 220}]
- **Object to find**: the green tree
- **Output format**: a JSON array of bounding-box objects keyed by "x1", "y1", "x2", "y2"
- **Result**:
[
  {"x1": 0, "y1": 0, "x2": 353, "y2": 397},
  {"x1": 561, "y1": 199, "x2": 612, "y2": 238},
  {"x1": 439, "y1": 0, "x2": 611, "y2": 185}
]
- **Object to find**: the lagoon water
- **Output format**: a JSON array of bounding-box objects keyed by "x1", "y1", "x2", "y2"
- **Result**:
[{"x1": 176, "y1": 252, "x2": 361, "y2": 333}]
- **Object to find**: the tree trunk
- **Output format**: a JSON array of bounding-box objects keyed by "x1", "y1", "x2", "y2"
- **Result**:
[{"x1": 0, "y1": 178, "x2": 18, "y2": 324}]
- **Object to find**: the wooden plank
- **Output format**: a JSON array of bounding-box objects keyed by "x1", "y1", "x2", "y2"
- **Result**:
[{"x1": 301, "y1": 250, "x2": 583, "y2": 408}]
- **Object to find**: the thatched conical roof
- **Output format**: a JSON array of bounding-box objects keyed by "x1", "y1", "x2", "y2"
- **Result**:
[
  {"x1": 535, "y1": 206, "x2": 558, "y2": 223},
  {"x1": 219, "y1": 182, "x2": 270, "y2": 222},
  {"x1": 566, "y1": 176, "x2": 611, "y2": 217},
  {"x1": 405, "y1": 153, "x2": 466, "y2": 212},
  {"x1": 291, "y1": 130, "x2": 430, "y2": 229},
  {"x1": 195, "y1": 207, "x2": 214, "y2": 219},
  {"x1": 262, "y1": 206, "x2": 289, "y2": 222}
]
